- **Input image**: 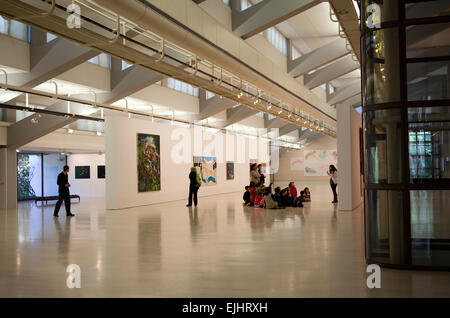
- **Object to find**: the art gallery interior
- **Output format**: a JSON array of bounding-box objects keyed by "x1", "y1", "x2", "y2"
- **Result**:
[{"x1": 0, "y1": 0, "x2": 450, "y2": 298}]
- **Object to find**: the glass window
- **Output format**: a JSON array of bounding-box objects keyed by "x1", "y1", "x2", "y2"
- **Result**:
[
  {"x1": 411, "y1": 190, "x2": 450, "y2": 266},
  {"x1": 407, "y1": 61, "x2": 449, "y2": 101},
  {"x1": 364, "y1": 108, "x2": 403, "y2": 184},
  {"x1": 121, "y1": 60, "x2": 133, "y2": 70},
  {"x1": 291, "y1": 46, "x2": 302, "y2": 60},
  {"x1": 363, "y1": 28, "x2": 401, "y2": 105},
  {"x1": 17, "y1": 153, "x2": 42, "y2": 199},
  {"x1": 407, "y1": 22, "x2": 450, "y2": 59},
  {"x1": 406, "y1": 1, "x2": 450, "y2": 19},
  {"x1": 408, "y1": 106, "x2": 450, "y2": 183},
  {"x1": 43, "y1": 154, "x2": 67, "y2": 196},
  {"x1": 0, "y1": 16, "x2": 7, "y2": 34},
  {"x1": 263, "y1": 27, "x2": 287, "y2": 56},
  {"x1": 0, "y1": 17, "x2": 28, "y2": 41},
  {"x1": 206, "y1": 91, "x2": 215, "y2": 99},
  {"x1": 88, "y1": 53, "x2": 111, "y2": 68},
  {"x1": 46, "y1": 32, "x2": 57, "y2": 42},
  {"x1": 241, "y1": 0, "x2": 251, "y2": 10},
  {"x1": 167, "y1": 78, "x2": 199, "y2": 96},
  {"x1": 365, "y1": 189, "x2": 405, "y2": 264}
]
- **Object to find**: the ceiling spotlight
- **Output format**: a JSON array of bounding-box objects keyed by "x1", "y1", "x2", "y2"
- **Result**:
[
  {"x1": 96, "y1": 131, "x2": 102, "y2": 136},
  {"x1": 288, "y1": 113, "x2": 292, "y2": 118},
  {"x1": 16, "y1": 149, "x2": 20, "y2": 153},
  {"x1": 296, "y1": 117, "x2": 300, "y2": 121},
  {"x1": 267, "y1": 104, "x2": 272, "y2": 110},
  {"x1": 68, "y1": 128, "x2": 74, "y2": 134},
  {"x1": 219, "y1": 95, "x2": 223, "y2": 99},
  {"x1": 278, "y1": 110, "x2": 282, "y2": 114}
]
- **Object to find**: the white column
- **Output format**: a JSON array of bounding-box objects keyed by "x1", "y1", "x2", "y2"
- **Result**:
[{"x1": 336, "y1": 103, "x2": 363, "y2": 211}]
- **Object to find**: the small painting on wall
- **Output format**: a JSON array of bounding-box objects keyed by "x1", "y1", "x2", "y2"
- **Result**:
[
  {"x1": 75, "y1": 166, "x2": 90, "y2": 179},
  {"x1": 137, "y1": 133, "x2": 161, "y2": 192},
  {"x1": 226, "y1": 162, "x2": 234, "y2": 180},
  {"x1": 97, "y1": 165, "x2": 105, "y2": 179}
]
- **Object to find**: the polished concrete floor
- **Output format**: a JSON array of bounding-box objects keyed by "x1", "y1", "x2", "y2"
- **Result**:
[{"x1": 1, "y1": 181, "x2": 450, "y2": 297}]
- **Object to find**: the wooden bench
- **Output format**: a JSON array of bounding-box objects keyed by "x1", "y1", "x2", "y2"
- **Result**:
[{"x1": 34, "y1": 195, "x2": 81, "y2": 206}]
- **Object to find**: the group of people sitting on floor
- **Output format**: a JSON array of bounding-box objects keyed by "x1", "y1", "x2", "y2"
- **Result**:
[{"x1": 243, "y1": 180, "x2": 311, "y2": 209}]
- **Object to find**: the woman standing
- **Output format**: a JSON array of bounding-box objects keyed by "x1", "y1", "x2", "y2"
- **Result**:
[
  {"x1": 327, "y1": 165, "x2": 338, "y2": 203},
  {"x1": 250, "y1": 163, "x2": 260, "y2": 185},
  {"x1": 187, "y1": 167, "x2": 200, "y2": 207},
  {"x1": 257, "y1": 164, "x2": 265, "y2": 185}
]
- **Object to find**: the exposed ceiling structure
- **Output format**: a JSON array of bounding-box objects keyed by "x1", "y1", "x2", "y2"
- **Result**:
[{"x1": 0, "y1": 0, "x2": 363, "y2": 151}]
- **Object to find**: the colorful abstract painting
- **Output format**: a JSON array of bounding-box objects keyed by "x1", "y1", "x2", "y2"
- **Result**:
[
  {"x1": 75, "y1": 166, "x2": 90, "y2": 179},
  {"x1": 290, "y1": 157, "x2": 304, "y2": 171},
  {"x1": 226, "y1": 162, "x2": 234, "y2": 180},
  {"x1": 193, "y1": 156, "x2": 217, "y2": 186},
  {"x1": 303, "y1": 150, "x2": 338, "y2": 176},
  {"x1": 137, "y1": 133, "x2": 161, "y2": 192}
]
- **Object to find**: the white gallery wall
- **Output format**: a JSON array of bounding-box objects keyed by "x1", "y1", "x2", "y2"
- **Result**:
[
  {"x1": 67, "y1": 153, "x2": 105, "y2": 198},
  {"x1": 105, "y1": 115, "x2": 270, "y2": 210}
]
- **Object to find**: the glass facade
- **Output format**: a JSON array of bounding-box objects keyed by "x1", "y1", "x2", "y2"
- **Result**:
[
  {"x1": 362, "y1": 0, "x2": 450, "y2": 269},
  {"x1": 17, "y1": 153, "x2": 67, "y2": 200}
]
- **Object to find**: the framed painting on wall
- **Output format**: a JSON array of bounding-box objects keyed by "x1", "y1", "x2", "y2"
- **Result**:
[
  {"x1": 303, "y1": 150, "x2": 338, "y2": 176},
  {"x1": 193, "y1": 156, "x2": 217, "y2": 186},
  {"x1": 226, "y1": 162, "x2": 234, "y2": 180},
  {"x1": 97, "y1": 165, "x2": 105, "y2": 179},
  {"x1": 75, "y1": 166, "x2": 90, "y2": 179},
  {"x1": 137, "y1": 133, "x2": 161, "y2": 192}
]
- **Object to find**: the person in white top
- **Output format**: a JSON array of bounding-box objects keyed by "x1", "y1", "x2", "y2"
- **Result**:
[
  {"x1": 327, "y1": 165, "x2": 338, "y2": 203},
  {"x1": 250, "y1": 163, "x2": 260, "y2": 185}
]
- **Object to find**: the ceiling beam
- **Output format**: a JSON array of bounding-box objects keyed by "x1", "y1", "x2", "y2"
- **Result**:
[
  {"x1": 304, "y1": 55, "x2": 360, "y2": 89},
  {"x1": 288, "y1": 38, "x2": 350, "y2": 78},
  {"x1": 230, "y1": 0, "x2": 323, "y2": 39},
  {"x1": 218, "y1": 105, "x2": 259, "y2": 127},
  {"x1": 197, "y1": 90, "x2": 238, "y2": 120},
  {"x1": 4, "y1": 28, "x2": 98, "y2": 103},
  {"x1": 265, "y1": 116, "x2": 287, "y2": 129},
  {"x1": 327, "y1": 82, "x2": 361, "y2": 105},
  {"x1": 279, "y1": 123, "x2": 299, "y2": 137}
]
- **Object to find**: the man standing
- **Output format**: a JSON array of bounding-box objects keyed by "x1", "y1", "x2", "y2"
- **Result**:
[{"x1": 53, "y1": 165, "x2": 75, "y2": 217}]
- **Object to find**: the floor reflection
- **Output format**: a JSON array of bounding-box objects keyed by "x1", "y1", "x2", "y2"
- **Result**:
[{"x1": 1, "y1": 182, "x2": 450, "y2": 297}]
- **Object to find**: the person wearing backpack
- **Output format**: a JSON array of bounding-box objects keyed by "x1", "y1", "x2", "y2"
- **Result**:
[{"x1": 187, "y1": 167, "x2": 201, "y2": 207}]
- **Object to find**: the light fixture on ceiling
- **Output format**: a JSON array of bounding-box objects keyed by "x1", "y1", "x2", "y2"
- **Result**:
[
  {"x1": 68, "y1": 128, "x2": 74, "y2": 134},
  {"x1": 16, "y1": 149, "x2": 20, "y2": 153},
  {"x1": 96, "y1": 131, "x2": 102, "y2": 136},
  {"x1": 288, "y1": 113, "x2": 292, "y2": 118},
  {"x1": 278, "y1": 110, "x2": 282, "y2": 114}
]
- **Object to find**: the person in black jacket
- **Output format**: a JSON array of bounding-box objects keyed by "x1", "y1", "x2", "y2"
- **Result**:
[
  {"x1": 53, "y1": 165, "x2": 75, "y2": 217},
  {"x1": 187, "y1": 167, "x2": 200, "y2": 207}
]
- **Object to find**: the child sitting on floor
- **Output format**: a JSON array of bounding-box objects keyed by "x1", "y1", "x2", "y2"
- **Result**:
[
  {"x1": 243, "y1": 186, "x2": 250, "y2": 205},
  {"x1": 254, "y1": 189, "x2": 265, "y2": 207},
  {"x1": 303, "y1": 187, "x2": 311, "y2": 202},
  {"x1": 247, "y1": 182, "x2": 256, "y2": 206}
]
